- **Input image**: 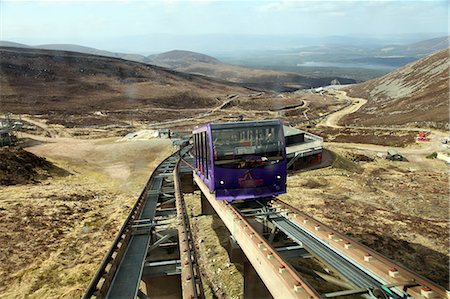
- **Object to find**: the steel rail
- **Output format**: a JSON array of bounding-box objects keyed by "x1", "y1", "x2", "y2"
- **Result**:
[
  {"x1": 83, "y1": 151, "x2": 180, "y2": 299},
  {"x1": 193, "y1": 173, "x2": 322, "y2": 299},
  {"x1": 272, "y1": 199, "x2": 449, "y2": 299},
  {"x1": 173, "y1": 159, "x2": 204, "y2": 299},
  {"x1": 270, "y1": 217, "x2": 392, "y2": 292},
  {"x1": 184, "y1": 153, "x2": 449, "y2": 299}
]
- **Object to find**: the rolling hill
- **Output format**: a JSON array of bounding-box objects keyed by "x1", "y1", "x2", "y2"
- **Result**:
[
  {"x1": 0, "y1": 41, "x2": 148, "y2": 63},
  {"x1": 0, "y1": 41, "x2": 32, "y2": 48},
  {"x1": 36, "y1": 44, "x2": 147, "y2": 63},
  {"x1": 146, "y1": 50, "x2": 356, "y2": 91},
  {"x1": 378, "y1": 36, "x2": 450, "y2": 57},
  {"x1": 341, "y1": 48, "x2": 449, "y2": 129},
  {"x1": 0, "y1": 47, "x2": 253, "y2": 126},
  {"x1": 0, "y1": 42, "x2": 357, "y2": 92}
]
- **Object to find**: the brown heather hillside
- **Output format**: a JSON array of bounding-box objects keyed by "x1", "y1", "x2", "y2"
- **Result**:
[
  {"x1": 0, "y1": 47, "x2": 351, "y2": 132},
  {"x1": 0, "y1": 148, "x2": 69, "y2": 185},
  {"x1": 147, "y1": 50, "x2": 357, "y2": 92},
  {"x1": 0, "y1": 47, "x2": 252, "y2": 125},
  {"x1": 342, "y1": 49, "x2": 449, "y2": 129}
]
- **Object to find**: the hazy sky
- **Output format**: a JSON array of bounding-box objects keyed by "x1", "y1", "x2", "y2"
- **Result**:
[{"x1": 0, "y1": 0, "x2": 448, "y2": 53}]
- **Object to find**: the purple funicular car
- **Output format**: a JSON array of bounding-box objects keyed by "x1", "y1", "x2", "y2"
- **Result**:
[{"x1": 192, "y1": 119, "x2": 287, "y2": 202}]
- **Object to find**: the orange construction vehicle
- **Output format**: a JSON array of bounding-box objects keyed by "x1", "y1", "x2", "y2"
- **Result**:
[{"x1": 417, "y1": 131, "x2": 429, "y2": 142}]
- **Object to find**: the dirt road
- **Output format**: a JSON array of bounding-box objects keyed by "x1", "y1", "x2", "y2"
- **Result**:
[
  {"x1": 319, "y1": 90, "x2": 367, "y2": 128},
  {"x1": 319, "y1": 89, "x2": 449, "y2": 168},
  {"x1": 284, "y1": 87, "x2": 449, "y2": 286},
  {"x1": 20, "y1": 116, "x2": 59, "y2": 138}
]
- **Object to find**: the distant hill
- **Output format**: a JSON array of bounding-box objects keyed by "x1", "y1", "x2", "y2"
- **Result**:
[
  {"x1": 0, "y1": 41, "x2": 32, "y2": 48},
  {"x1": 147, "y1": 50, "x2": 221, "y2": 68},
  {"x1": 379, "y1": 36, "x2": 450, "y2": 57},
  {"x1": 37, "y1": 44, "x2": 147, "y2": 63},
  {"x1": 147, "y1": 50, "x2": 356, "y2": 91},
  {"x1": 0, "y1": 46, "x2": 252, "y2": 126},
  {"x1": 342, "y1": 48, "x2": 449, "y2": 129},
  {"x1": 0, "y1": 42, "x2": 356, "y2": 91},
  {"x1": 0, "y1": 41, "x2": 147, "y2": 63},
  {"x1": 220, "y1": 36, "x2": 449, "y2": 81}
]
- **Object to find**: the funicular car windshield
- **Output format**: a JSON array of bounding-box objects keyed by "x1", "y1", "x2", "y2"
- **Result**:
[{"x1": 212, "y1": 125, "x2": 284, "y2": 168}]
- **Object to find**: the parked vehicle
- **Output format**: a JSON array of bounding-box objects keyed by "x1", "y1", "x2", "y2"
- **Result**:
[
  {"x1": 441, "y1": 137, "x2": 450, "y2": 144},
  {"x1": 417, "y1": 131, "x2": 429, "y2": 142},
  {"x1": 386, "y1": 149, "x2": 406, "y2": 161}
]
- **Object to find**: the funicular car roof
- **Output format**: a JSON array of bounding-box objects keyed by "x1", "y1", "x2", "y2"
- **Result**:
[{"x1": 210, "y1": 119, "x2": 280, "y2": 130}]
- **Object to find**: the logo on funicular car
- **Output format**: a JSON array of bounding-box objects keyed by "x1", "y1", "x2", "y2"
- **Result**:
[{"x1": 238, "y1": 171, "x2": 264, "y2": 187}]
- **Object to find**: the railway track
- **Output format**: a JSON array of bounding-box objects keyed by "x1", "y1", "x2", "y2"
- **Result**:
[
  {"x1": 86, "y1": 147, "x2": 448, "y2": 299},
  {"x1": 84, "y1": 147, "x2": 203, "y2": 299},
  {"x1": 194, "y1": 172, "x2": 448, "y2": 299}
]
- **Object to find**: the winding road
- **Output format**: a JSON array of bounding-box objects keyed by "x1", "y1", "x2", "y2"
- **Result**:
[
  {"x1": 319, "y1": 90, "x2": 367, "y2": 128},
  {"x1": 320, "y1": 89, "x2": 449, "y2": 168}
]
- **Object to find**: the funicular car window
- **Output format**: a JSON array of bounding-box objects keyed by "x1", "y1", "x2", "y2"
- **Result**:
[
  {"x1": 206, "y1": 131, "x2": 211, "y2": 179},
  {"x1": 194, "y1": 134, "x2": 198, "y2": 169},
  {"x1": 200, "y1": 132, "x2": 205, "y2": 174},
  {"x1": 212, "y1": 126, "x2": 283, "y2": 168}
]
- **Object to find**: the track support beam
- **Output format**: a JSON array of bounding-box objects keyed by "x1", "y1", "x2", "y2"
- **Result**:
[{"x1": 194, "y1": 173, "x2": 321, "y2": 299}]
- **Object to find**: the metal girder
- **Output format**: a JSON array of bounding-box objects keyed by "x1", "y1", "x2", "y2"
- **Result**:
[
  {"x1": 323, "y1": 280, "x2": 420, "y2": 298},
  {"x1": 276, "y1": 245, "x2": 311, "y2": 260},
  {"x1": 272, "y1": 200, "x2": 449, "y2": 299},
  {"x1": 161, "y1": 187, "x2": 175, "y2": 193},
  {"x1": 142, "y1": 260, "x2": 181, "y2": 278},
  {"x1": 270, "y1": 216, "x2": 382, "y2": 290},
  {"x1": 83, "y1": 153, "x2": 181, "y2": 299},
  {"x1": 174, "y1": 165, "x2": 204, "y2": 299},
  {"x1": 105, "y1": 176, "x2": 165, "y2": 299},
  {"x1": 158, "y1": 197, "x2": 176, "y2": 207},
  {"x1": 149, "y1": 229, "x2": 177, "y2": 252},
  {"x1": 194, "y1": 173, "x2": 322, "y2": 299},
  {"x1": 137, "y1": 289, "x2": 150, "y2": 299},
  {"x1": 155, "y1": 208, "x2": 177, "y2": 217},
  {"x1": 267, "y1": 225, "x2": 278, "y2": 244}
]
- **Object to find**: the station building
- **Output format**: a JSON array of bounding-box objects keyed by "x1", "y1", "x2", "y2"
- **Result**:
[{"x1": 283, "y1": 126, "x2": 323, "y2": 170}]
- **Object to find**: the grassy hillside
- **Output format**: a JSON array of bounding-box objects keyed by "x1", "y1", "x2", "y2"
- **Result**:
[{"x1": 342, "y1": 49, "x2": 449, "y2": 129}]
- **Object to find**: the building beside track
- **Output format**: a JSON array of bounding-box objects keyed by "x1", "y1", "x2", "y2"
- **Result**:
[{"x1": 284, "y1": 126, "x2": 323, "y2": 170}]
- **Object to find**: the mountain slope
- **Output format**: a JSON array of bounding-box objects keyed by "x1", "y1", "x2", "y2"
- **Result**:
[
  {"x1": 147, "y1": 50, "x2": 356, "y2": 91},
  {"x1": 37, "y1": 44, "x2": 147, "y2": 63},
  {"x1": 379, "y1": 36, "x2": 450, "y2": 57},
  {"x1": 342, "y1": 48, "x2": 449, "y2": 129},
  {"x1": 0, "y1": 47, "x2": 252, "y2": 125},
  {"x1": 0, "y1": 42, "x2": 357, "y2": 91},
  {"x1": 147, "y1": 50, "x2": 221, "y2": 68},
  {"x1": 0, "y1": 41, "x2": 32, "y2": 48}
]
